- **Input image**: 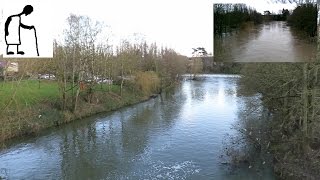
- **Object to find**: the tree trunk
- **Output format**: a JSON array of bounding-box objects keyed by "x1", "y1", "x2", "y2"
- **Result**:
[
  {"x1": 63, "y1": 53, "x2": 67, "y2": 110},
  {"x1": 74, "y1": 57, "x2": 82, "y2": 113},
  {"x1": 72, "y1": 48, "x2": 75, "y2": 106},
  {"x1": 120, "y1": 59, "x2": 124, "y2": 97},
  {"x1": 311, "y1": 65, "x2": 318, "y2": 125},
  {"x1": 302, "y1": 63, "x2": 309, "y2": 151}
]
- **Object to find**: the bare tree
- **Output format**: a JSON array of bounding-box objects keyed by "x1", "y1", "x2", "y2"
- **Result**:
[{"x1": 63, "y1": 14, "x2": 102, "y2": 112}]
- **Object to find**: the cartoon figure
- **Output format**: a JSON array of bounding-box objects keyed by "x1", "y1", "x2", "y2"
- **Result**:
[{"x1": 4, "y1": 5, "x2": 35, "y2": 55}]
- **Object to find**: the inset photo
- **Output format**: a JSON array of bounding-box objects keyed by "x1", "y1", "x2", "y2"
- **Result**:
[{"x1": 213, "y1": 1, "x2": 317, "y2": 62}]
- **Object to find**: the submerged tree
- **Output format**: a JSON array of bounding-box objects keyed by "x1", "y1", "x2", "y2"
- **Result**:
[
  {"x1": 270, "y1": 0, "x2": 317, "y2": 36},
  {"x1": 214, "y1": 3, "x2": 263, "y2": 35},
  {"x1": 238, "y1": 62, "x2": 320, "y2": 179},
  {"x1": 189, "y1": 47, "x2": 204, "y2": 79},
  {"x1": 287, "y1": 3, "x2": 317, "y2": 37}
]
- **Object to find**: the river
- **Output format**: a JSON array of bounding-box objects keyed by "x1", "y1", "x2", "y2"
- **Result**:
[
  {"x1": 0, "y1": 75, "x2": 275, "y2": 179},
  {"x1": 214, "y1": 21, "x2": 317, "y2": 62}
]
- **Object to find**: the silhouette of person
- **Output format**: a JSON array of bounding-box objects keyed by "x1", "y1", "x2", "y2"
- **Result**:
[{"x1": 4, "y1": 5, "x2": 34, "y2": 55}]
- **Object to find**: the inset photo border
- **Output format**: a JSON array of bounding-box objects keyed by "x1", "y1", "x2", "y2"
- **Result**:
[
  {"x1": 213, "y1": 1, "x2": 318, "y2": 62},
  {"x1": 0, "y1": 0, "x2": 53, "y2": 58}
]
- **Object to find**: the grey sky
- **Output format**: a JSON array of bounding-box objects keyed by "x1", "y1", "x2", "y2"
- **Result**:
[
  {"x1": 214, "y1": 0, "x2": 297, "y2": 14},
  {"x1": 51, "y1": 0, "x2": 214, "y2": 57}
]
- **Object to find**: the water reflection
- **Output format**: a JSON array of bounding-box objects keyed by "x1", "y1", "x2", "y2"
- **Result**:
[
  {"x1": 0, "y1": 75, "x2": 275, "y2": 179},
  {"x1": 214, "y1": 21, "x2": 316, "y2": 62}
]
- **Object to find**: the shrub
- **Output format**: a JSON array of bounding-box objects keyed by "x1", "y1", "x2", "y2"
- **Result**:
[
  {"x1": 134, "y1": 71, "x2": 160, "y2": 96},
  {"x1": 287, "y1": 3, "x2": 317, "y2": 37}
]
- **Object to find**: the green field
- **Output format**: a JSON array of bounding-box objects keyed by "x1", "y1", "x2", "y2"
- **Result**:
[
  {"x1": 0, "y1": 80, "x2": 59, "y2": 108},
  {"x1": 0, "y1": 79, "x2": 152, "y2": 142},
  {"x1": 0, "y1": 80, "x2": 121, "y2": 109}
]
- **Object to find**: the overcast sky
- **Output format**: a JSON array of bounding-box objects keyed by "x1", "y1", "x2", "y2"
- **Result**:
[
  {"x1": 50, "y1": 0, "x2": 214, "y2": 57},
  {"x1": 214, "y1": 0, "x2": 297, "y2": 14}
]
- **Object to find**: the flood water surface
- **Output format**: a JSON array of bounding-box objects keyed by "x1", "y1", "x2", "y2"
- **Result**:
[
  {"x1": 0, "y1": 75, "x2": 275, "y2": 179},
  {"x1": 214, "y1": 21, "x2": 316, "y2": 62}
]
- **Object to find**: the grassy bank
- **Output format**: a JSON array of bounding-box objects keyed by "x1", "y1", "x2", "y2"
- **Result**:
[
  {"x1": 0, "y1": 80, "x2": 157, "y2": 143},
  {"x1": 0, "y1": 80, "x2": 60, "y2": 109}
]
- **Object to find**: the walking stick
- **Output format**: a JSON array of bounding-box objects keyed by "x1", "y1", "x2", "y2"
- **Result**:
[{"x1": 33, "y1": 27, "x2": 39, "y2": 56}]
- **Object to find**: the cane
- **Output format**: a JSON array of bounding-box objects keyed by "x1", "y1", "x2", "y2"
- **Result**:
[{"x1": 33, "y1": 27, "x2": 39, "y2": 56}]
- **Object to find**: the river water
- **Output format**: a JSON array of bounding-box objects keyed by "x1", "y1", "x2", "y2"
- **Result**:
[
  {"x1": 0, "y1": 75, "x2": 275, "y2": 179},
  {"x1": 214, "y1": 21, "x2": 317, "y2": 62}
]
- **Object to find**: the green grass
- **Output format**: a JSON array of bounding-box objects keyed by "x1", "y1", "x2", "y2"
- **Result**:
[
  {"x1": 0, "y1": 80, "x2": 60, "y2": 109},
  {"x1": 0, "y1": 80, "x2": 123, "y2": 109},
  {"x1": 0, "y1": 80, "x2": 152, "y2": 142},
  {"x1": 92, "y1": 83, "x2": 121, "y2": 93}
]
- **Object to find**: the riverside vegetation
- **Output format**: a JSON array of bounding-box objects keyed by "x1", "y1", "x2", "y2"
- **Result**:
[
  {"x1": 232, "y1": 62, "x2": 320, "y2": 179},
  {"x1": 0, "y1": 14, "x2": 201, "y2": 144},
  {"x1": 216, "y1": 2, "x2": 319, "y2": 178}
]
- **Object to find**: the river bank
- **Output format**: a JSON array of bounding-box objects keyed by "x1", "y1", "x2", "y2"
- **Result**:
[
  {"x1": 0, "y1": 74, "x2": 276, "y2": 179},
  {"x1": 0, "y1": 83, "x2": 162, "y2": 145}
]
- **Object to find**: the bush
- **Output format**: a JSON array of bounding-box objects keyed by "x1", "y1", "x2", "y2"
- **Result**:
[
  {"x1": 134, "y1": 71, "x2": 160, "y2": 96},
  {"x1": 287, "y1": 3, "x2": 317, "y2": 37}
]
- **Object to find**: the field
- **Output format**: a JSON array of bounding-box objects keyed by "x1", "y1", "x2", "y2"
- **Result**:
[
  {"x1": 0, "y1": 80, "x2": 59, "y2": 109},
  {"x1": 0, "y1": 80, "x2": 122, "y2": 109},
  {"x1": 0, "y1": 79, "x2": 149, "y2": 143}
]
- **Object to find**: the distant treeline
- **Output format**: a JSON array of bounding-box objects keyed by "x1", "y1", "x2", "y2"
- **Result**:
[
  {"x1": 214, "y1": 3, "x2": 317, "y2": 37},
  {"x1": 211, "y1": 62, "x2": 243, "y2": 74},
  {"x1": 263, "y1": 9, "x2": 290, "y2": 21},
  {"x1": 287, "y1": 3, "x2": 317, "y2": 37},
  {"x1": 267, "y1": 3, "x2": 317, "y2": 37},
  {"x1": 214, "y1": 4, "x2": 263, "y2": 35}
]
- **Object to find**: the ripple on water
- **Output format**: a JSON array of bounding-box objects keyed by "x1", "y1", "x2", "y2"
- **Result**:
[
  {"x1": 121, "y1": 160, "x2": 201, "y2": 180},
  {"x1": 126, "y1": 144, "x2": 201, "y2": 180},
  {"x1": 0, "y1": 168, "x2": 9, "y2": 179}
]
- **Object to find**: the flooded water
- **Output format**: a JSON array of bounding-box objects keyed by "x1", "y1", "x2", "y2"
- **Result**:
[
  {"x1": 214, "y1": 21, "x2": 317, "y2": 62},
  {"x1": 0, "y1": 75, "x2": 275, "y2": 179}
]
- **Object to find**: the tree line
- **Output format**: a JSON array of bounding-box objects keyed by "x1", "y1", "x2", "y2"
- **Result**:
[
  {"x1": 55, "y1": 14, "x2": 193, "y2": 112},
  {"x1": 214, "y1": 3, "x2": 263, "y2": 35},
  {"x1": 287, "y1": 3, "x2": 317, "y2": 37},
  {"x1": 267, "y1": 2, "x2": 318, "y2": 37},
  {"x1": 263, "y1": 9, "x2": 290, "y2": 21},
  {"x1": 1, "y1": 14, "x2": 198, "y2": 114}
]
